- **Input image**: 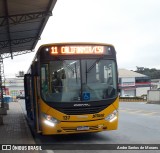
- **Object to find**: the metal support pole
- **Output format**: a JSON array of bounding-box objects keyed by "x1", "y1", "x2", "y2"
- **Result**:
[
  {"x1": 0, "y1": 56, "x2": 5, "y2": 108},
  {"x1": 4, "y1": 0, "x2": 13, "y2": 59},
  {"x1": 0, "y1": 76, "x2": 4, "y2": 108}
]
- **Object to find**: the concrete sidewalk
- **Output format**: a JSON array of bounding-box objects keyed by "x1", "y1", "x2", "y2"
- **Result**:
[{"x1": 0, "y1": 101, "x2": 40, "y2": 152}]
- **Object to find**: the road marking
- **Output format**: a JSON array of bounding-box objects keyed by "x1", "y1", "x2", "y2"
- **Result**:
[
  {"x1": 120, "y1": 108, "x2": 160, "y2": 116},
  {"x1": 140, "y1": 112, "x2": 160, "y2": 116},
  {"x1": 128, "y1": 110, "x2": 145, "y2": 114},
  {"x1": 46, "y1": 150, "x2": 54, "y2": 153}
]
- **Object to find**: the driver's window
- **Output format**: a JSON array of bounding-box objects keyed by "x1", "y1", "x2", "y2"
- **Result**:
[
  {"x1": 41, "y1": 64, "x2": 49, "y2": 95},
  {"x1": 104, "y1": 64, "x2": 112, "y2": 84}
]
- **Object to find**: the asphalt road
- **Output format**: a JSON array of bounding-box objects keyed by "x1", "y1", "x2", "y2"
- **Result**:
[{"x1": 19, "y1": 100, "x2": 160, "y2": 153}]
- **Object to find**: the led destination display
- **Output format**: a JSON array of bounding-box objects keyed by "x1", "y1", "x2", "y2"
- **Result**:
[{"x1": 49, "y1": 45, "x2": 111, "y2": 55}]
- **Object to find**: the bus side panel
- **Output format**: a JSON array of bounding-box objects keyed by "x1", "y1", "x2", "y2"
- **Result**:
[
  {"x1": 34, "y1": 76, "x2": 42, "y2": 133},
  {"x1": 24, "y1": 73, "x2": 38, "y2": 132},
  {"x1": 24, "y1": 74, "x2": 33, "y2": 120},
  {"x1": 31, "y1": 61, "x2": 42, "y2": 133},
  {"x1": 30, "y1": 65, "x2": 39, "y2": 132}
]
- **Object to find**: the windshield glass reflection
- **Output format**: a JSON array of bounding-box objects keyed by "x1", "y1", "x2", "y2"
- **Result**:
[{"x1": 41, "y1": 59, "x2": 117, "y2": 102}]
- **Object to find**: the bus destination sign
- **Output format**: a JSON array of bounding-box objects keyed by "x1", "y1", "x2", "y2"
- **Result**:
[{"x1": 49, "y1": 46, "x2": 107, "y2": 55}]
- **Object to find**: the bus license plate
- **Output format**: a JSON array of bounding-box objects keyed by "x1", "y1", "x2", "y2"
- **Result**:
[{"x1": 77, "y1": 126, "x2": 89, "y2": 131}]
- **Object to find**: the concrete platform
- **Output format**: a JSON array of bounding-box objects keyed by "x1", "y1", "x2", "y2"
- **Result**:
[
  {"x1": 0, "y1": 107, "x2": 7, "y2": 115},
  {"x1": 0, "y1": 115, "x2": 3, "y2": 125},
  {"x1": 0, "y1": 102, "x2": 41, "y2": 153}
]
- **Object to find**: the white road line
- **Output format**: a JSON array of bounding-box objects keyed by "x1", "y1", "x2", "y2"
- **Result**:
[
  {"x1": 120, "y1": 109, "x2": 160, "y2": 116},
  {"x1": 46, "y1": 150, "x2": 55, "y2": 153}
]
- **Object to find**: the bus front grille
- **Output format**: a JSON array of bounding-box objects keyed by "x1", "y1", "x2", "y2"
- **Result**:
[{"x1": 56, "y1": 105, "x2": 108, "y2": 115}]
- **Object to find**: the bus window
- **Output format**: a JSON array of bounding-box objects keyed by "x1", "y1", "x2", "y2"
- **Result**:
[
  {"x1": 41, "y1": 59, "x2": 116, "y2": 102},
  {"x1": 41, "y1": 64, "x2": 49, "y2": 95},
  {"x1": 82, "y1": 59, "x2": 116, "y2": 100},
  {"x1": 41, "y1": 60, "x2": 81, "y2": 102}
]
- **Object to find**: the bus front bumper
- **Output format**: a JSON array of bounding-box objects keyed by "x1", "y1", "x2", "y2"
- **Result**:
[{"x1": 41, "y1": 118, "x2": 118, "y2": 135}]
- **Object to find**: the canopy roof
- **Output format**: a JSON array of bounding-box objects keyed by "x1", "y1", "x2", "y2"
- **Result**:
[{"x1": 0, "y1": 0, "x2": 57, "y2": 59}]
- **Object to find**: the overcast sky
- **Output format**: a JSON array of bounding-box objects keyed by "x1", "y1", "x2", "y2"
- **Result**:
[{"x1": 4, "y1": 0, "x2": 160, "y2": 77}]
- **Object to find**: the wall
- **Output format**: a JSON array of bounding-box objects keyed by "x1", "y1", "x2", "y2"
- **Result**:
[
  {"x1": 136, "y1": 87, "x2": 150, "y2": 97},
  {"x1": 120, "y1": 77, "x2": 135, "y2": 97},
  {"x1": 147, "y1": 90, "x2": 160, "y2": 104},
  {"x1": 121, "y1": 77, "x2": 135, "y2": 87}
]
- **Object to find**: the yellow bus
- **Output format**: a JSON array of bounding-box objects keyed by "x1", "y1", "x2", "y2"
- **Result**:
[{"x1": 24, "y1": 42, "x2": 119, "y2": 135}]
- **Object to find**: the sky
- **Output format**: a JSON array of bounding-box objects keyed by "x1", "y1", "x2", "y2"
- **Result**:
[{"x1": 3, "y1": 0, "x2": 160, "y2": 77}]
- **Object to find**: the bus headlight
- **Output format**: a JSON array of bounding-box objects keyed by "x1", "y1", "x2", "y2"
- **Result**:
[
  {"x1": 42, "y1": 113, "x2": 59, "y2": 127},
  {"x1": 105, "y1": 110, "x2": 118, "y2": 122}
]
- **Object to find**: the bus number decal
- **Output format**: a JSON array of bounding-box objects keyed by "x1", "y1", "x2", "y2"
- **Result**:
[
  {"x1": 92, "y1": 114, "x2": 104, "y2": 118},
  {"x1": 63, "y1": 115, "x2": 70, "y2": 120},
  {"x1": 51, "y1": 47, "x2": 58, "y2": 54}
]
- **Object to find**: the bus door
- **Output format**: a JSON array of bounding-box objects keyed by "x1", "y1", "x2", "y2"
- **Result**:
[
  {"x1": 24, "y1": 74, "x2": 33, "y2": 120},
  {"x1": 31, "y1": 62, "x2": 41, "y2": 133}
]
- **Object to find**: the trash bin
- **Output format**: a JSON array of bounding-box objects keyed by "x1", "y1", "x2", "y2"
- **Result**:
[{"x1": 3, "y1": 95, "x2": 12, "y2": 103}]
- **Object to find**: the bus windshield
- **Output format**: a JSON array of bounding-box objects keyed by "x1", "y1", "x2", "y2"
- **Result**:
[{"x1": 41, "y1": 59, "x2": 117, "y2": 102}]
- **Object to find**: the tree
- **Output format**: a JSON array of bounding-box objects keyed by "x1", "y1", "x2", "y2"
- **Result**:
[{"x1": 135, "y1": 67, "x2": 160, "y2": 79}]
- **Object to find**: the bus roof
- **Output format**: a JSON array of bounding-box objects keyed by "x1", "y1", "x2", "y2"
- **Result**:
[
  {"x1": 38, "y1": 42, "x2": 115, "y2": 51},
  {"x1": 26, "y1": 42, "x2": 115, "y2": 73}
]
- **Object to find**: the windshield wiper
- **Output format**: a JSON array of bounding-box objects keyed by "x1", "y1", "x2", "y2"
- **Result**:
[
  {"x1": 56, "y1": 57, "x2": 75, "y2": 73},
  {"x1": 86, "y1": 57, "x2": 103, "y2": 73}
]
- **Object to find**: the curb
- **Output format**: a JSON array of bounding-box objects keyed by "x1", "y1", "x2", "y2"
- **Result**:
[{"x1": 119, "y1": 99, "x2": 147, "y2": 102}]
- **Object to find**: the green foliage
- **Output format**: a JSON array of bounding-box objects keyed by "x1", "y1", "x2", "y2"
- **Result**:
[{"x1": 135, "y1": 67, "x2": 160, "y2": 79}]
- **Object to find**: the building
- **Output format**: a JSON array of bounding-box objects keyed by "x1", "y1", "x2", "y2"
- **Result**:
[
  {"x1": 4, "y1": 77, "x2": 24, "y2": 97},
  {"x1": 151, "y1": 79, "x2": 160, "y2": 89},
  {"x1": 119, "y1": 69, "x2": 151, "y2": 97}
]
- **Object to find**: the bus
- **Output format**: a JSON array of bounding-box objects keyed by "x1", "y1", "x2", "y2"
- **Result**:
[{"x1": 24, "y1": 42, "x2": 119, "y2": 135}]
